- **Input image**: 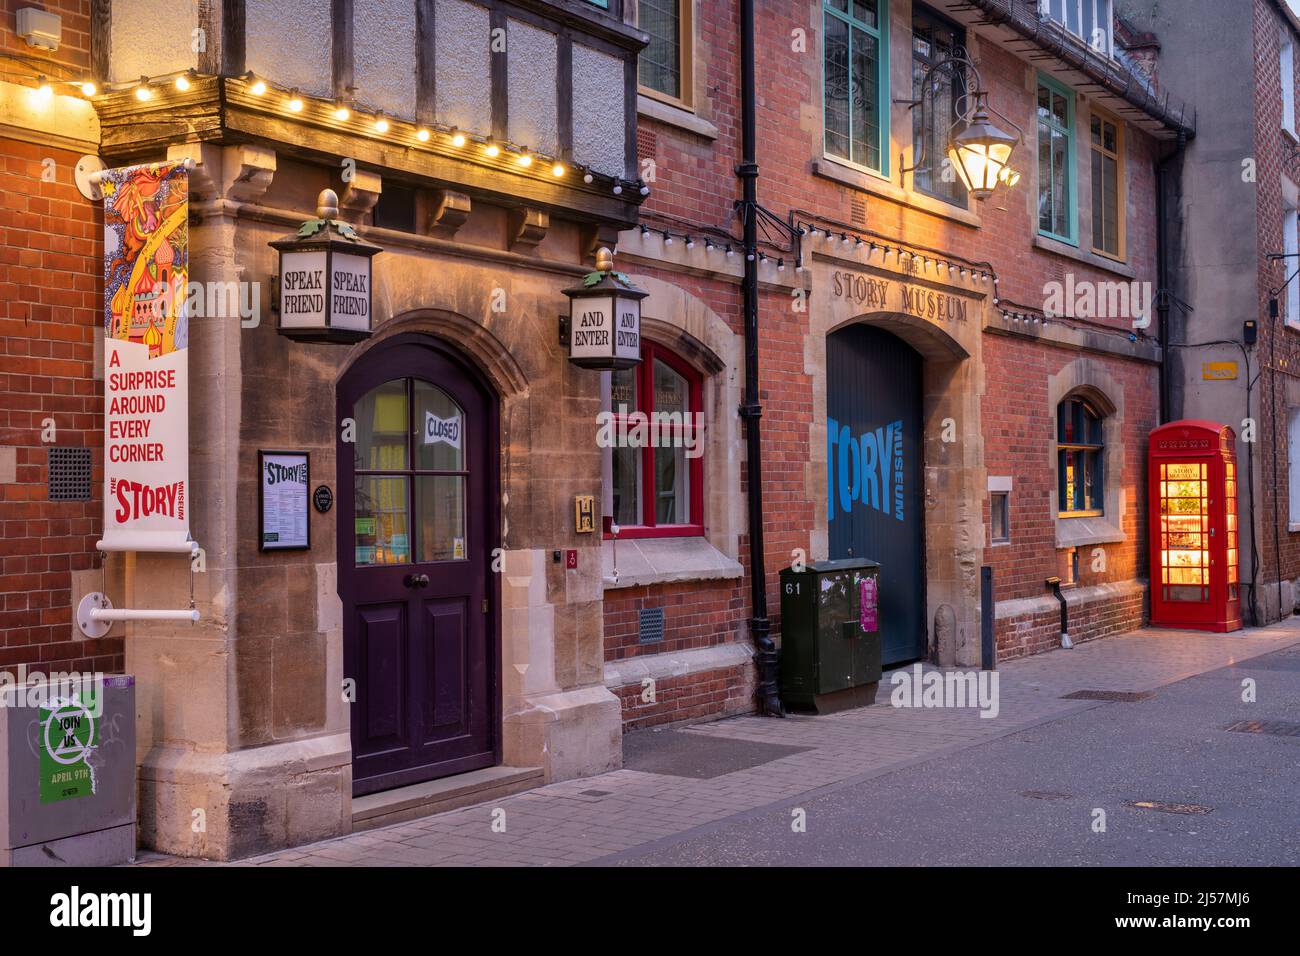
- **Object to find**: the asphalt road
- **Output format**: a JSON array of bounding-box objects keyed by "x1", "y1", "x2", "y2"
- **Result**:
[{"x1": 601, "y1": 645, "x2": 1300, "y2": 866}]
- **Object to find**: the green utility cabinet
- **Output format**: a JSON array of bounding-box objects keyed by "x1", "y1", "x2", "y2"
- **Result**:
[{"x1": 779, "y1": 559, "x2": 882, "y2": 713}]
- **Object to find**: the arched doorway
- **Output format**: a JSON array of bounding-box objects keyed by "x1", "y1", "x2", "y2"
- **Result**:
[
  {"x1": 336, "y1": 333, "x2": 500, "y2": 796},
  {"x1": 827, "y1": 323, "x2": 926, "y2": 664}
]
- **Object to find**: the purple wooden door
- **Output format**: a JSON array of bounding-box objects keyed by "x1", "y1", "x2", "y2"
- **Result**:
[{"x1": 337, "y1": 335, "x2": 499, "y2": 796}]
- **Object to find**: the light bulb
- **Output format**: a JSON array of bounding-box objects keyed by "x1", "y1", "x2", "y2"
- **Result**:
[
  {"x1": 485, "y1": 142, "x2": 500, "y2": 158},
  {"x1": 250, "y1": 77, "x2": 267, "y2": 95},
  {"x1": 288, "y1": 92, "x2": 303, "y2": 112},
  {"x1": 517, "y1": 151, "x2": 533, "y2": 167},
  {"x1": 416, "y1": 128, "x2": 430, "y2": 142},
  {"x1": 34, "y1": 77, "x2": 53, "y2": 104},
  {"x1": 451, "y1": 130, "x2": 466, "y2": 147},
  {"x1": 80, "y1": 80, "x2": 97, "y2": 97},
  {"x1": 374, "y1": 114, "x2": 389, "y2": 133},
  {"x1": 334, "y1": 105, "x2": 351, "y2": 121},
  {"x1": 175, "y1": 74, "x2": 191, "y2": 92},
  {"x1": 134, "y1": 81, "x2": 152, "y2": 102},
  {"x1": 552, "y1": 163, "x2": 565, "y2": 177}
]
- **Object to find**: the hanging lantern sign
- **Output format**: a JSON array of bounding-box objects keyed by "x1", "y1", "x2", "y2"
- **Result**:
[
  {"x1": 946, "y1": 91, "x2": 1018, "y2": 201},
  {"x1": 561, "y1": 247, "x2": 646, "y2": 370},
  {"x1": 270, "y1": 188, "x2": 382, "y2": 342}
]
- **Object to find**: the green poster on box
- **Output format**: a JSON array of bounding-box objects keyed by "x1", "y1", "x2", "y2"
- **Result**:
[{"x1": 39, "y1": 700, "x2": 98, "y2": 803}]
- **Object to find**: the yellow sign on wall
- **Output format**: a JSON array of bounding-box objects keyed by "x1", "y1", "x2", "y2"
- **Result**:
[
  {"x1": 1202, "y1": 362, "x2": 1238, "y2": 381},
  {"x1": 574, "y1": 495, "x2": 596, "y2": 533}
]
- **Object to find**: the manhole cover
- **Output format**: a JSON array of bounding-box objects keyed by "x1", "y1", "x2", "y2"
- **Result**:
[
  {"x1": 1060, "y1": 689, "x2": 1154, "y2": 702},
  {"x1": 1126, "y1": 800, "x2": 1213, "y2": 815},
  {"x1": 1020, "y1": 790, "x2": 1071, "y2": 801},
  {"x1": 1223, "y1": 719, "x2": 1300, "y2": 737}
]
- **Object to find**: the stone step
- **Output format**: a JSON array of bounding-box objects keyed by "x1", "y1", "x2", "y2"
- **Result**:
[{"x1": 351, "y1": 766, "x2": 545, "y2": 831}]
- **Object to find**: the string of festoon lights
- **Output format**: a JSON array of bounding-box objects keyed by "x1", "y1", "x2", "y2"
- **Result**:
[
  {"x1": 636, "y1": 223, "x2": 789, "y2": 271},
  {"x1": 794, "y1": 217, "x2": 997, "y2": 290},
  {"x1": 16, "y1": 64, "x2": 648, "y2": 197}
]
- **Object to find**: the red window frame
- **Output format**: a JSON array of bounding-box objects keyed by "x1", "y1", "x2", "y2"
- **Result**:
[{"x1": 605, "y1": 341, "x2": 705, "y2": 539}]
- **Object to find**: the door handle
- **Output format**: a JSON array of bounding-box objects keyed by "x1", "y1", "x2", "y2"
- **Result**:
[{"x1": 404, "y1": 573, "x2": 430, "y2": 588}]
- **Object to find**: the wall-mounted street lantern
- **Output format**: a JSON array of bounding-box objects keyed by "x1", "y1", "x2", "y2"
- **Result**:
[
  {"x1": 270, "y1": 188, "x2": 382, "y2": 342},
  {"x1": 947, "y1": 90, "x2": 1019, "y2": 200},
  {"x1": 560, "y1": 247, "x2": 645, "y2": 370},
  {"x1": 901, "y1": 51, "x2": 1023, "y2": 201}
]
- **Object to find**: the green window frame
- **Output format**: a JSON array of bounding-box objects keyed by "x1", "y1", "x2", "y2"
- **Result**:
[
  {"x1": 1037, "y1": 73, "x2": 1077, "y2": 245},
  {"x1": 823, "y1": 0, "x2": 890, "y2": 176}
]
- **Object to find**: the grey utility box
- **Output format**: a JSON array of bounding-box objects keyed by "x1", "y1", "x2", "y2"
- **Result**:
[{"x1": 0, "y1": 675, "x2": 136, "y2": 866}]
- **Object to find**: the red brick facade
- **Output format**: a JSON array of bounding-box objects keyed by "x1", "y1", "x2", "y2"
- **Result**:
[
  {"x1": 0, "y1": 0, "x2": 114, "y2": 674},
  {"x1": 1250, "y1": 0, "x2": 1300, "y2": 621},
  {"x1": 607, "y1": 0, "x2": 1179, "y2": 725}
]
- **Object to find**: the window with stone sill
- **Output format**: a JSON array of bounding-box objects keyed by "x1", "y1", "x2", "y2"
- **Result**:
[
  {"x1": 1089, "y1": 111, "x2": 1123, "y2": 260},
  {"x1": 1286, "y1": 192, "x2": 1300, "y2": 329},
  {"x1": 911, "y1": 4, "x2": 965, "y2": 206},
  {"x1": 607, "y1": 342, "x2": 704, "y2": 538},
  {"x1": 637, "y1": 0, "x2": 692, "y2": 108},
  {"x1": 1057, "y1": 396, "x2": 1104, "y2": 516},
  {"x1": 1282, "y1": 32, "x2": 1296, "y2": 139},
  {"x1": 1037, "y1": 74, "x2": 1077, "y2": 245},
  {"x1": 823, "y1": 0, "x2": 889, "y2": 175}
]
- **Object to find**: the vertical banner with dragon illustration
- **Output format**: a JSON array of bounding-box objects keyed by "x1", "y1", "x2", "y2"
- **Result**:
[{"x1": 101, "y1": 161, "x2": 191, "y2": 552}]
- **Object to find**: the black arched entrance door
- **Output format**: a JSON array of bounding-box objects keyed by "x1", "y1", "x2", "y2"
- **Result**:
[
  {"x1": 337, "y1": 334, "x2": 500, "y2": 796},
  {"x1": 827, "y1": 323, "x2": 926, "y2": 665}
]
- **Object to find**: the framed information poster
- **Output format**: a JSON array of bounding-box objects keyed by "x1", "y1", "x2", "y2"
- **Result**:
[{"x1": 259, "y1": 450, "x2": 311, "y2": 551}]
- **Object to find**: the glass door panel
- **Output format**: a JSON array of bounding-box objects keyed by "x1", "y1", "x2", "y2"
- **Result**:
[{"x1": 353, "y1": 378, "x2": 470, "y2": 568}]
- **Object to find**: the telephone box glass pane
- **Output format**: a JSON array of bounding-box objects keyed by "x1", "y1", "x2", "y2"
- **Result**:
[
  {"x1": 1160, "y1": 461, "x2": 1209, "y2": 602},
  {"x1": 1225, "y1": 459, "x2": 1239, "y2": 598}
]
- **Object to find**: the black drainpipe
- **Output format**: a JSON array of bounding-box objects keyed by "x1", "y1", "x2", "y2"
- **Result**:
[
  {"x1": 1045, "y1": 576, "x2": 1071, "y2": 649},
  {"x1": 1155, "y1": 134, "x2": 1184, "y2": 424},
  {"x1": 738, "y1": 0, "x2": 781, "y2": 716}
]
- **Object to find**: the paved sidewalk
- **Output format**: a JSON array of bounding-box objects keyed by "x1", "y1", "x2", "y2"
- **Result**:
[{"x1": 138, "y1": 620, "x2": 1300, "y2": 867}]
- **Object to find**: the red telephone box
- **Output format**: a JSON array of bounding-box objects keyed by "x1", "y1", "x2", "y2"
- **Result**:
[{"x1": 1148, "y1": 420, "x2": 1241, "y2": 632}]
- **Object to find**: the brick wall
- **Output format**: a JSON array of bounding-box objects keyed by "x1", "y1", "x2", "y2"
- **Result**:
[
  {"x1": 0, "y1": 136, "x2": 113, "y2": 674},
  {"x1": 1251, "y1": 0, "x2": 1300, "y2": 620},
  {"x1": 0, "y1": 1, "x2": 92, "y2": 71},
  {"x1": 996, "y1": 583, "x2": 1147, "y2": 661},
  {"x1": 613, "y1": 662, "x2": 755, "y2": 730},
  {"x1": 0, "y1": 0, "x2": 109, "y2": 674}
]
